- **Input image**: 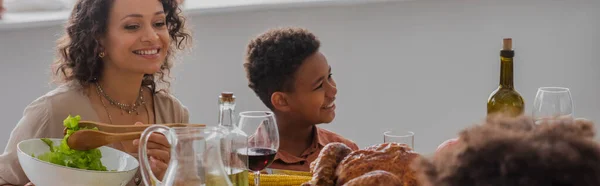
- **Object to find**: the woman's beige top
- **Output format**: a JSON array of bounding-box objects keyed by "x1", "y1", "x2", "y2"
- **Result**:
[{"x1": 0, "y1": 82, "x2": 189, "y2": 185}]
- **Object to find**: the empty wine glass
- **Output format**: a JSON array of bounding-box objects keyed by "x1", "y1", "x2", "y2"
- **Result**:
[
  {"x1": 532, "y1": 87, "x2": 574, "y2": 124},
  {"x1": 236, "y1": 111, "x2": 279, "y2": 186},
  {"x1": 383, "y1": 131, "x2": 415, "y2": 150}
]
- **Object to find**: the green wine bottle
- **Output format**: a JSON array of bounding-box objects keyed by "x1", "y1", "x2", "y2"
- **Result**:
[{"x1": 487, "y1": 38, "x2": 525, "y2": 117}]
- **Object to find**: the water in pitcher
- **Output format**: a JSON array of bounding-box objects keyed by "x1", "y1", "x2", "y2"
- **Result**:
[{"x1": 139, "y1": 126, "x2": 234, "y2": 186}]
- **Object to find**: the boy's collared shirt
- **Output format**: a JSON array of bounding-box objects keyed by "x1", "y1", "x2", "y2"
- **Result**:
[{"x1": 268, "y1": 126, "x2": 359, "y2": 172}]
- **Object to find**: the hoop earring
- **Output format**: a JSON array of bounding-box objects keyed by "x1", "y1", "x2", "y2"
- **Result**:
[{"x1": 99, "y1": 52, "x2": 105, "y2": 58}]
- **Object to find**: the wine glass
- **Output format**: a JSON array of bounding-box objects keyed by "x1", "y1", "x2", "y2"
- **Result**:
[
  {"x1": 532, "y1": 87, "x2": 574, "y2": 124},
  {"x1": 383, "y1": 131, "x2": 415, "y2": 150},
  {"x1": 236, "y1": 111, "x2": 279, "y2": 186}
]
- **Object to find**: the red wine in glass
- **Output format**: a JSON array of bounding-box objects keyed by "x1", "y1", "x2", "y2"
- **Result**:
[
  {"x1": 236, "y1": 147, "x2": 277, "y2": 171},
  {"x1": 237, "y1": 111, "x2": 279, "y2": 186}
]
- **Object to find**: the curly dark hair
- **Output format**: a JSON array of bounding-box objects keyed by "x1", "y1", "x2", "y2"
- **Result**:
[
  {"x1": 243, "y1": 27, "x2": 321, "y2": 109},
  {"x1": 414, "y1": 115, "x2": 600, "y2": 186},
  {"x1": 52, "y1": 0, "x2": 190, "y2": 91}
]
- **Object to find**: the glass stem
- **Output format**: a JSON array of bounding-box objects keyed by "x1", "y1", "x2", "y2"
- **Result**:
[{"x1": 254, "y1": 171, "x2": 260, "y2": 186}]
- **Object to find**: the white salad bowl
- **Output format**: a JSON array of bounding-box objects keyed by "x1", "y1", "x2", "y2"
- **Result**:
[{"x1": 17, "y1": 138, "x2": 139, "y2": 186}]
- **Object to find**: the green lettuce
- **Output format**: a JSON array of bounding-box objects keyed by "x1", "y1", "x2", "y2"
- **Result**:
[{"x1": 37, "y1": 115, "x2": 107, "y2": 171}]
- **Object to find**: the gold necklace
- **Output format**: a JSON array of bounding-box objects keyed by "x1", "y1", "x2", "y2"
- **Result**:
[
  {"x1": 95, "y1": 82, "x2": 145, "y2": 115},
  {"x1": 95, "y1": 84, "x2": 152, "y2": 124}
]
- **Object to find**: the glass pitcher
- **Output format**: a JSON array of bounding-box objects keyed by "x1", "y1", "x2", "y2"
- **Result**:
[{"x1": 138, "y1": 125, "x2": 233, "y2": 186}]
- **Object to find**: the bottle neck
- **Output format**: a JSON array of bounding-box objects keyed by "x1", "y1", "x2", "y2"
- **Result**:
[
  {"x1": 499, "y1": 50, "x2": 514, "y2": 89},
  {"x1": 218, "y1": 102, "x2": 236, "y2": 127}
]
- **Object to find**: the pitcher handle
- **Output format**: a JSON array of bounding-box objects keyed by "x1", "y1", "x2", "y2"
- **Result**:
[{"x1": 139, "y1": 125, "x2": 171, "y2": 186}]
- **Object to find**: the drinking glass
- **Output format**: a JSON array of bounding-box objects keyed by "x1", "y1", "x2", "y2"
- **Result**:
[
  {"x1": 383, "y1": 131, "x2": 415, "y2": 150},
  {"x1": 532, "y1": 87, "x2": 574, "y2": 124},
  {"x1": 236, "y1": 111, "x2": 279, "y2": 186}
]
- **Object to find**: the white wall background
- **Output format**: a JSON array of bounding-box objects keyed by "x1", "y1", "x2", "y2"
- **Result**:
[{"x1": 0, "y1": 0, "x2": 599, "y2": 155}]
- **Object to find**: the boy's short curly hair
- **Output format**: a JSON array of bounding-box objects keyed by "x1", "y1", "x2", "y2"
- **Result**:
[
  {"x1": 243, "y1": 27, "x2": 321, "y2": 109},
  {"x1": 415, "y1": 115, "x2": 600, "y2": 186}
]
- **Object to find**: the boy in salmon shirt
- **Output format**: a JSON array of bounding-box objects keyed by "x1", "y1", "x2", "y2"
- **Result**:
[{"x1": 243, "y1": 27, "x2": 359, "y2": 172}]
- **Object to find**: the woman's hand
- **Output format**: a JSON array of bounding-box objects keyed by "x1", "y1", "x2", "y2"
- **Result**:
[{"x1": 132, "y1": 122, "x2": 171, "y2": 180}]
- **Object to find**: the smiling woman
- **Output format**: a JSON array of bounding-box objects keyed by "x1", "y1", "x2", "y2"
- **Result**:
[{"x1": 0, "y1": 0, "x2": 191, "y2": 186}]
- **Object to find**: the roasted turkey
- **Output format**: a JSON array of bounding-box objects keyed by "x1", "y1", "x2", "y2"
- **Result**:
[
  {"x1": 342, "y1": 170, "x2": 404, "y2": 186},
  {"x1": 303, "y1": 142, "x2": 420, "y2": 186},
  {"x1": 304, "y1": 142, "x2": 353, "y2": 186}
]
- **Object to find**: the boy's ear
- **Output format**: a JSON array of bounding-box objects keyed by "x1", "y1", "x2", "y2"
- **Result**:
[{"x1": 271, "y1": 92, "x2": 291, "y2": 112}]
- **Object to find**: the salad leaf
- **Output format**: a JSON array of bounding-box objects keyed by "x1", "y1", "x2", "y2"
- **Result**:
[
  {"x1": 40, "y1": 138, "x2": 54, "y2": 152},
  {"x1": 37, "y1": 115, "x2": 107, "y2": 171}
]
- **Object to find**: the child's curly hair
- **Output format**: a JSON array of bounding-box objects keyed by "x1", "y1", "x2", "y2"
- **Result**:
[
  {"x1": 243, "y1": 27, "x2": 320, "y2": 110},
  {"x1": 415, "y1": 114, "x2": 600, "y2": 186}
]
